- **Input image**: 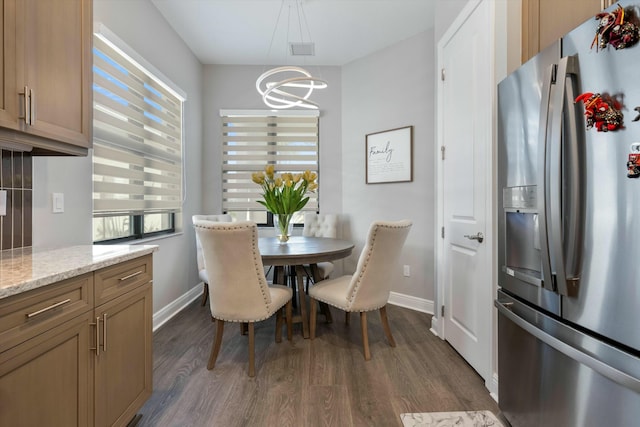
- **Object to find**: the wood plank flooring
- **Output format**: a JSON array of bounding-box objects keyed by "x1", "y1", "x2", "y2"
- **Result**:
[{"x1": 137, "y1": 300, "x2": 500, "y2": 427}]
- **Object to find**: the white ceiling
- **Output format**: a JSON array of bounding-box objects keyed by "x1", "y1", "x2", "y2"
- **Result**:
[{"x1": 150, "y1": 0, "x2": 436, "y2": 66}]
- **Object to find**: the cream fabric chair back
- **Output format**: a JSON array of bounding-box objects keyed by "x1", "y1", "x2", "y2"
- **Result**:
[
  {"x1": 346, "y1": 220, "x2": 412, "y2": 311},
  {"x1": 192, "y1": 214, "x2": 232, "y2": 272},
  {"x1": 194, "y1": 220, "x2": 275, "y2": 321},
  {"x1": 302, "y1": 213, "x2": 338, "y2": 238}
]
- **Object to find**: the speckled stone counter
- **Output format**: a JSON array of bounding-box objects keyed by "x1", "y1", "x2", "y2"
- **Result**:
[{"x1": 0, "y1": 244, "x2": 158, "y2": 300}]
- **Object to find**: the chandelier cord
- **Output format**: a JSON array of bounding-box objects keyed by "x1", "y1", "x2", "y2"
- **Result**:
[
  {"x1": 299, "y1": 0, "x2": 323, "y2": 80},
  {"x1": 256, "y1": 0, "x2": 327, "y2": 109},
  {"x1": 300, "y1": 1, "x2": 313, "y2": 47},
  {"x1": 264, "y1": 0, "x2": 286, "y2": 65}
]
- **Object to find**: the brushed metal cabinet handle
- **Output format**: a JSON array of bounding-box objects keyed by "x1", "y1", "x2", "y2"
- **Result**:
[
  {"x1": 26, "y1": 298, "x2": 71, "y2": 318},
  {"x1": 119, "y1": 270, "x2": 143, "y2": 281},
  {"x1": 19, "y1": 86, "x2": 30, "y2": 124},
  {"x1": 102, "y1": 313, "x2": 108, "y2": 352},
  {"x1": 29, "y1": 88, "x2": 35, "y2": 125},
  {"x1": 91, "y1": 316, "x2": 100, "y2": 356}
]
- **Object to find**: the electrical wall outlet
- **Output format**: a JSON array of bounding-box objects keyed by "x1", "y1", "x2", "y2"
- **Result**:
[{"x1": 403, "y1": 265, "x2": 410, "y2": 277}]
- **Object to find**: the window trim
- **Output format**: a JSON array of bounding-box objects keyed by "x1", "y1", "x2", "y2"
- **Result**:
[
  {"x1": 92, "y1": 23, "x2": 186, "y2": 243},
  {"x1": 220, "y1": 109, "x2": 320, "y2": 225}
]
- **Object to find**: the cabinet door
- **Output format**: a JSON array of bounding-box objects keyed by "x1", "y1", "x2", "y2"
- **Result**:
[
  {"x1": 16, "y1": 0, "x2": 92, "y2": 148},
  {"x1": 522, "y1": 0, "x2": 602, "y2": 62},
  {"x1": 0, "y1": 312, "x2": 93, "y2": 427},
  {"x1": 95, "y1": 283, "x2": 152, "y2": 427},
  {"x1": 0, "y1": 0, "x2": 18, "y2": 130}
]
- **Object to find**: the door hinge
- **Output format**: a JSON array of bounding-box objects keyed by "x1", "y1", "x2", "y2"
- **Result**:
[
  {"x1": 441, "y1": 68, "x2": 446, "y2": 81},
  {"x1": 441, "y1": 146, "x2": 445, "y2": 160},
  {"x1": 441, "y1": 305, "x2": 445, "y2": 317},
  {"x1": 441, "y1": 226, "x2": 445, "y2": 238}
]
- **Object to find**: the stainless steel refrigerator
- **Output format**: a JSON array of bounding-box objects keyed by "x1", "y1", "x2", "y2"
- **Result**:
[{"x1": 496, "y1": 2, "x2": 640, "y2": 426}]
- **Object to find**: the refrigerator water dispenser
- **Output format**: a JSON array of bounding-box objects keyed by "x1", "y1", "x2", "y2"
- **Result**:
[{"x1": 502, "y1": 186, "x2": 542, "y2": 287}]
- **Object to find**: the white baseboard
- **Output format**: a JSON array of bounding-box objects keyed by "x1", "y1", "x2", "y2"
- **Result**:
[
  {"x1": 153, "y1": 289, "x2": 434, "y2": 332},
  {"x1": 430, "y1": 315, "x2": 441, "y2": 338},
  {"x1": 489, "y1": 372, "x2": 499, "y2": 402},
  {"x1": 153, "y1": 284, "x2": 203, "y2": 332},
  {"x1": 388, "y1": 291, "x2": 433, "y2": 314}
]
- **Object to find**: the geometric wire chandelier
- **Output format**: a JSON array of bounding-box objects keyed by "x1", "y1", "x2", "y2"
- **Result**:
[{"x1": 256, "y1": 0, "x2": 327, "y2": 109}]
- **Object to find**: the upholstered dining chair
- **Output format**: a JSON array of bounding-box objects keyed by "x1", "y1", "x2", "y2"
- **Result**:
[
  {"x1": 192, "y1": 214, "x2": 232, "y2": 305},
  {"x1": 193, "y1": 220, "x2": 293, "y2": 377},
  {"x1": 302, "y1": 213, "x2": 338, "y2": 281},
  {"x1": 309, "y1": 220, "x2": 412, "y2": 360}
]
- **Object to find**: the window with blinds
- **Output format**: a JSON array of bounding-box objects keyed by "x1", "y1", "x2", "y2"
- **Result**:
[
  {"x1": 221, "y1": 110, "x2": 319, "y2": 224},
  {"x1": 92, "y1": 25, "x2": 185, "y2": 242}
]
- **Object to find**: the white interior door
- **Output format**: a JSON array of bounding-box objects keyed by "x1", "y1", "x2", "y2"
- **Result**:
[{"x1": 438, "y1": 0, "x2": 492, "y2": 382}]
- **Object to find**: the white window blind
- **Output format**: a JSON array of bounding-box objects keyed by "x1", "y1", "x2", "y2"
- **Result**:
[
  {"x1": 92, "y1": 30, "x2": 184, "y2": 216},
  {"x1": 221, "y1": 111, "x2": 319, "y2": 212}
]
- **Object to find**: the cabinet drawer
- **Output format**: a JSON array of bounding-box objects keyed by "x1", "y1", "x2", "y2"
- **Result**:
[
  {"x1": 0, "y1": 273, "x2": 93, "y2": 353},
  {"x1": 94, "y1": 255, "x2": 152, "y2": 306}
]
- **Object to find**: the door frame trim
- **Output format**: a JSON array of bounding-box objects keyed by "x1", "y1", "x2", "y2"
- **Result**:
[{"x1": 434, "y1": 0, "x2": 497, "y2": 393}]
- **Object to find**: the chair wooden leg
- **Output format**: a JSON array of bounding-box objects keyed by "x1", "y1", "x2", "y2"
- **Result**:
[
  {"x1": 275, "y1": 308, "x2": 283, "y2": 343},
  {"x1": 274, "y1": 266, "x2": 285, "y2": 285},
  {"x1": 286, "y1": 299, "x2": 293, "y2": 341},
  {"x1": 345, "y1": 312, "x2": 350, "y2": 325},
  {"x1": 360, "y1": 312, "x2": 371, "y2": 360},
  {"x1": 310, "y1": 297, "x2": 318, "y2": 339},
  {"x1": 310, "y1": 264, "x2": 333, "y2": 324},
  {"x1": 240, "y1": 322, "x2": 248, "y2": 335},
  {"x1": 201, "y1": 282, "x2": 209, "y2": 306},
  {"x1": 207, "y1": 318, "x2": 224, "y2": 370},
  {"x1": 320, "y1": 302, "x2": 333, "y2": 324},
  {"x1": 295, "y1": 268, "x2": 309, "y2": 338},
  {"x1": 248, "y1": 323, "x2": 255, "y2": 377},
  {"x1": 380, "y1": 305, "x2": 396, "y2": 347}
]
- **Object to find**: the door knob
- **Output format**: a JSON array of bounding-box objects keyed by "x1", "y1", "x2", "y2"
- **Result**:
[{"x1": 464, "y1": 232, "x2": 484, "y2": 243}]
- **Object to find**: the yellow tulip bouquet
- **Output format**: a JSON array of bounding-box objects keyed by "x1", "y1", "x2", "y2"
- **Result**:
[{"x1": 251, "y1": 165, "x2": 317, "y2": 241}]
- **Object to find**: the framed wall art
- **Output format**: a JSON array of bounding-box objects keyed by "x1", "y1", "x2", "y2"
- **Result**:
[{"x1": 365, "y1": 125, "x2": 413, "y2": 184}]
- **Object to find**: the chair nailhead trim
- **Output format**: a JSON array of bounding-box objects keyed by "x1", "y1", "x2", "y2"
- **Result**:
[
  {"x1": 195, "y1": 221, "x2": 272, "y2": 312},
  {"x1": 346, "y1": 222, "x2": 411, "y2": 310}
]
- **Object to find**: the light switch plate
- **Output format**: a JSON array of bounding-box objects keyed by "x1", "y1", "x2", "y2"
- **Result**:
[{"x1": 52, "y1": 193, "x2": 64, "y2": 213}]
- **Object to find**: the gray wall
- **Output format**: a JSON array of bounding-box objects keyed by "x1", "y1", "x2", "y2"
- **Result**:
[
  {"x1": 435, "y1": 0, "x2": 470, "y2": 42},
  {"x1": 201, "y1": 65, "x2": 342, "y2": 217},
  {"x1": 33, "y1": 0, "x2": 206, "y2": 314},
  {"x1": 30, "y1": 0, "x2": 445, "y2": 320},
  {"x1": 341, "y1": 30, "x2": 434, "y2": 301}
]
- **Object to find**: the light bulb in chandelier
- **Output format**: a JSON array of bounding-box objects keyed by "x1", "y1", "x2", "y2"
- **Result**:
[{"x1": 256, "y1": 66, "x2": 327, "y2": 110}]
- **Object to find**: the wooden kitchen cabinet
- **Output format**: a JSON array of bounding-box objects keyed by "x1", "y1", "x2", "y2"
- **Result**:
[
  {"x1": 0, "y1": 253, "x2": 153, "y2": 427},
  {"x1": 0, "y1": 0, "x2": 18, "y2": 131},
  {"x1": 521, "y1": 0, "x2": 606, "y2": 63},
  {"x1": 94, "y1": 282, "x2": 152, "y2": 427},
  {"x1": 0, "y1": 0, "x2": 92, "y2": 155},
  {"x1": 0, "y1": 312, "x2": 93, "y2": 426}
]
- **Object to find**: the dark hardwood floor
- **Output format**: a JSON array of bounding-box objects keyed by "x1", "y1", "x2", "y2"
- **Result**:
[{"x1": 137, "y1": 299, "x2": 500, "y2": 426}]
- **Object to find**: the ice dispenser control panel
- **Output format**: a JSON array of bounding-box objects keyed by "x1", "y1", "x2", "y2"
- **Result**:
[{"x1": 503, "y1": 185, "x2": 537, "y2": 211}]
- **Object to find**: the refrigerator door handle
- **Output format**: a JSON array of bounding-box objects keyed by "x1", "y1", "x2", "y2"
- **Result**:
[
  {"x1": 495, "y1": 299, "x2": 640, "y2": 393},
  {"x1": 549, "y1": 55, "x2": 581, "y2": 297},
  {"x1": 537, "y1": 63, "x2": 555, "y2": 292}
]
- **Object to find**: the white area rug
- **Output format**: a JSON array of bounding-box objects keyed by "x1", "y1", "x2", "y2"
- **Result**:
[{"x1": 400, "y1": 410, "x2": 504, "y2": 427}]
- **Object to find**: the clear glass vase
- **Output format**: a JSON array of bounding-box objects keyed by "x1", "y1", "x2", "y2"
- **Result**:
[{"x1": 273, "y1": 213, "x2": 294, "y2": 243}]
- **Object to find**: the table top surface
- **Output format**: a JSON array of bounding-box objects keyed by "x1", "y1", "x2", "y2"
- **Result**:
[{"x1": 258, "y1": 236, "x2": 354, "y2": 266}]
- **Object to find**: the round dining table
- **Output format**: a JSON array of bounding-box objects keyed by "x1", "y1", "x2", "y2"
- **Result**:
[{"x1": 259, "y1": 236, "x2": 354, "y2": 338}]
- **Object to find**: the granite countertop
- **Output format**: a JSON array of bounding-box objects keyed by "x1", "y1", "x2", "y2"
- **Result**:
[{"x1": 0, "y1": 244, "x2": 158, "y2": 300}]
